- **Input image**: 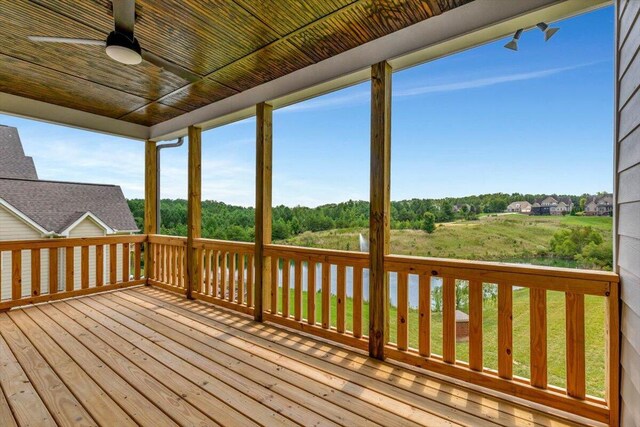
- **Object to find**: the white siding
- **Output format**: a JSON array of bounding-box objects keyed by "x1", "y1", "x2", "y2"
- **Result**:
[
  {"x1": 68, "y1": 217, "x2": 105, "y2": 288},
  {"x1": 617, "y1": 1, "x2": 640, "y2": 424},
  {"x1": 0, "y1": 205, "x2": 46, "y2": 301}
]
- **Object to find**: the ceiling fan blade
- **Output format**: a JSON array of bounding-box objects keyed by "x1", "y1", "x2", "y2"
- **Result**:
[
  {"x1": 28, "y1": 36, "x2": 105, "y2": 46},
  {"x1": 112, "y1": 0, "x2": 136, "y2": 37},
  {"x1": 141, "y1": 49, "x2": 202, "y2": 83}
]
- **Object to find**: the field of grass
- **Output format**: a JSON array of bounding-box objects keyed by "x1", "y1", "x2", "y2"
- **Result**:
[
  {"x1": 278, "y1": 287, "x2": 607, "y2": 398},
  {"x1": 281, "y1": 214, "x2": 613, "y2": 267}
]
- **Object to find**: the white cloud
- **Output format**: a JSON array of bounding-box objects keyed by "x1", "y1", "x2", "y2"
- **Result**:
[{"x1": 394, "y1": 63, "x2": 598, "y2": 97}]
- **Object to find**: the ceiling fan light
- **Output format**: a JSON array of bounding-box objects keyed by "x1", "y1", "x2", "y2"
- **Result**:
[{"x1": 105, "y1": 31, "x2": 142, "y2": 65}]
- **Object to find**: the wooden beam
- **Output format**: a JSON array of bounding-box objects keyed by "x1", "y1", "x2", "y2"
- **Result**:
[
  {"x1": 144, "y1": 140, "x2": 157, "y2": 284},
  {"x1": 186, "y1": 125, "x2": 202, "y2": 300},
  {"x1": 369, "y1": 61, "x2": 391, "y2": 360},
  {"x1": 254, "y1": 102, "x2": 273, "y2": 321}
]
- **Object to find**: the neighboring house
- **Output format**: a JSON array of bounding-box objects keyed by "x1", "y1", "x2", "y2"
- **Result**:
[
  {"x1": 584, "y1": 193, "x2": 614, "y2": 216},
  {"x1": 453, "y1": 203, "x2": 471, "y2": 213},
  {"x1": 506, "y1": 201, "x2": 532, "y2": 214},
  {"x1": 531, "y1": 196, "x2": 573, "y2": 215},
  {"x1": 0, "y1": 125, "x2": 138, "y2": 298}
]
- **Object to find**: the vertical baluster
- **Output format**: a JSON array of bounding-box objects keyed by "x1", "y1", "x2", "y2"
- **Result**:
[
  {"x1": 81, "y1": 246, "x2": 89, "y2": 289},
  {"x1": 307, "y1": 261, "x2": 316, "y2": 325},
  {"x1": 229, "y1": 252, "x2": 236, "y2": 302},
  {"x1": 221, "y1": 252, "x2": 228, "y2": 300},
  {"x1": 49, "y1": 248, "x2": 59, "y2": 294},
  {"x1": 322, "y1": 263, "x2": 330, "y2": 329},
  {"x1": 109, "y1": 244, "x2": 117, "y2": 284},
  {"x1": 163, "y1": 244, "x2": 168, "y2": 283},
  {"x1": 442, "y1": 276, "x2": 456, "y2": 363},
  {"x1": 418, "y1": 273, "x2": 431, "y2": 357},
  {"x1": 247, "y1": 255, "x2": 254, "y2": 307},
  {"x1": 238, "y1": 254, "x2": 245, "y2": 305},
  {"x1": 204, "y1": 249, "x2": 210, "y2": 296},
  {"x1": 353, "y1": 266, "x2": 363, "y2": 338},
  {"x1": 294, "y1": 259, "x2": 302, "y2": 320},
  {"x1": 282, "y1": 259, "x2": 290, "y2": 317},
  {"x1": 155, "y1": 243, "x2": 160, "y2": 280},
  {"x1": 122, "y1": 243, "x2": 130, "y2": 283},
  {"x1": 566, "y1": 292, "x2": 585, "y2": 399},
  {"x1": 176, "y1": 245, "x2": 182, "y2": 288},
  {"x1": 498, "y1": 283, "x2": 513, "y2": 379},
  {"x1": 173, "y1": 245, "x2": 179, "y2": 287},
  {"x1": 212, "y1": 251, "x2": 219, "y2": 298},
  {"x1": 270, "y1": 257, "x2": 278, "y2": 313},
  {"x1": 182, "y1": 245, "x2": 188, "y2": 288},
  {"x1": 31, "y1": 249, "x2": 41, "y2": 296},
  {"x1": 11, "y1": 250, "x2": 22, "y2": 300},
  {"x1": 469, "y1": 279, "x2": 483, "y2": 371},
  {"x1": 397, "y1": 272, "x2": 409, "y2": 350},
  {"x1": 66, "y1": 246, "x2": 74, "y2": 291},
  {"x1": 530, "y1": 288, "x2": 547, "y2": 388},
  {"x1": 336, "y1": 265, "x2": 346, "y2": 333},
  {"x1": 96, "y1": 245, "x2": 104, "y2": 287},
  {"x1": 134, "y1": 243, "x2": 141, "y2": 280}
]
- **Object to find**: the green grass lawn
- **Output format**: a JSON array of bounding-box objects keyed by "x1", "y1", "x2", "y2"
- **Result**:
[
  {"x1": 277, "y1": 286, "x2": 607, "y2": 398},
  {"x1": 281, "y1": 214, "x2": 613, "y2": 267}
]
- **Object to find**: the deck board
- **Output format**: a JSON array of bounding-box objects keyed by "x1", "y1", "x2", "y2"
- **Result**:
[{"x1": 0, "y1": 286, "x2": 586, "y2": 427}]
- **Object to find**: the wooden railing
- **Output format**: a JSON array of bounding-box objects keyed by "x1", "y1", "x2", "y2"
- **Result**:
[
  {"x1": 147, "y1": 235, "x2": 187, "y2": 293},
  {"x1": 262, "y1": 244, "x2": 369, "y2": 350},
  {"x1": 383, "y1": 255, "x2": 619, "y2": 425},
  {"x1": 0, "y1": 235, "x2": 145, "y2": 311},
  {"x1": 2, "y1": 234, "x2": 619, "y2": 424},
  {"x1": 192, "y1": 238, "x2": 255, "y2": 315}
]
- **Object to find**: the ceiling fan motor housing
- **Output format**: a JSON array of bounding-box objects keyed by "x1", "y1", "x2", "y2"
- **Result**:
[{"x1": 105, "y1": 31, "x2": 142, "y2": 65}]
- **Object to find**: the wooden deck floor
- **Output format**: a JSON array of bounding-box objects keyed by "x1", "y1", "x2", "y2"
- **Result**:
[{"x1": 0, "y1": 286, "x2": 587, "y2": 427}]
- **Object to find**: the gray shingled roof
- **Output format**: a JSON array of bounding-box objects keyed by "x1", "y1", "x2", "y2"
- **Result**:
[
  {"x1": 0, "y1": 178, "x2": 138, "y2": 233},
  {"x1": 0, "y1": 125, "x2": 38, "y2": 180}
]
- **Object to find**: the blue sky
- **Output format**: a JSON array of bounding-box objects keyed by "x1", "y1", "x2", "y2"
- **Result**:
[{"x1": 0, "y1": 6, "x2": 614, "y2": 207}]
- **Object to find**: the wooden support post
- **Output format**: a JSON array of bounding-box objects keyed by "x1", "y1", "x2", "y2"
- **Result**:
[
  {"x1": 144, "y1": 140, "x2": 157, "y2": 284},
  {"x1": 255, "y1": 102, "x2": 273, "y2": 321},
  {"x1": 369, "y1": 61, "x2": 392, "y2": 360},
  {"x1": 186, "y1": 126, "x2": 202, "y2": 300}
]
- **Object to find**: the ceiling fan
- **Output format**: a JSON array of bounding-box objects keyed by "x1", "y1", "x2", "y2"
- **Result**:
[{"x1": 27, "y1": 0, "x2": 200, "y2": 82}]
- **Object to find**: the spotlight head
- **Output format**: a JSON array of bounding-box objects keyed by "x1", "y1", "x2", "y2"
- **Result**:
[
  {"x1": 504, "y1": 39, "x2": 518, "y2": 51},
  {"x1": 504, "y1": 29, "x2": 523, "y2": 51},
  {"x1": 536, "y1": 22, "x2": 559, "y2": 41}
]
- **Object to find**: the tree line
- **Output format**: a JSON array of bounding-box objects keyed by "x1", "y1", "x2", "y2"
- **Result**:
[{"x1": 127, "y1": 192, "x2": 594, "y2": 242}]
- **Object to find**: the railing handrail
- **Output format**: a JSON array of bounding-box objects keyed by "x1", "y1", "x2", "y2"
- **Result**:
[
  {"x1": 194, "y1": 237, "x2": 255, "y2": 251},
  {"x1": 385, "y1": 253, "x2": 619, "y2": 283},
  {"x1": 0, "y1": 234, "x2": 146, "y2": 251},
  {"x1": 264, "y1": 243, "x2": 369, "y2": 266}
]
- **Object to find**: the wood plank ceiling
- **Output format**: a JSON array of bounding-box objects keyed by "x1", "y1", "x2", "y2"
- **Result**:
[{"x1": 0, "y1": 0, "x2": 471, "y2": 126}]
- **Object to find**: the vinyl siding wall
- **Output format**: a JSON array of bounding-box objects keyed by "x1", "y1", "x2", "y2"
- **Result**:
[
  {"x1": 0, "y1": 205, "x2": 47, "y2": 300},
  {"x1": 617, "y1": 1, "x2": 640, "y2": 425}
]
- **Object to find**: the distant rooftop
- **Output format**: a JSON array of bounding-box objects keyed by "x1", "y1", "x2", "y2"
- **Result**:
[
  {"x1": 0, "y1": 125, "x2": 38, "y2": 180},
  {"x1": 0, "y1": 125, "x2": 138, "y2": 234}
]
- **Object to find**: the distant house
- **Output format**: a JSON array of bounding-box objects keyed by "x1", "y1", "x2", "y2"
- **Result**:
[
  {"x1": 453, "y1": 203, "x2": 471, "y2": 213},
  {"x1": 530, "y1": 196, "x2": 573, "y2": 216},
  {"x1": 584, "y1": 193, "x2": 614, "y2": 216},
  {"x1": 506, "y1": 201, "x2": 532, "y2": 214},
  {"x1": 0, "y1": 125, "x2": 138, "y2": 297}
]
